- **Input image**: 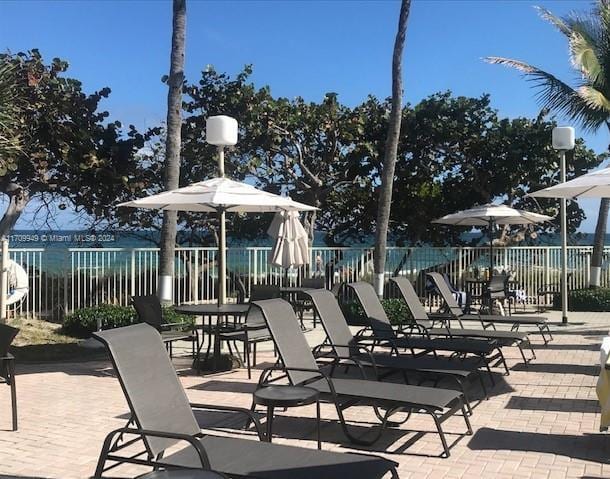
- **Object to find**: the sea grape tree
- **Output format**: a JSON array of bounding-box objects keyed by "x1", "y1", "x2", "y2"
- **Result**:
[{"x1": 0, "y1": 50, "x2": 144, "y2": 238}]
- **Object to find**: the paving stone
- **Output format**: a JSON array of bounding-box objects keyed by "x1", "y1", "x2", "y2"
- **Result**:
[{"x1": 0, "y1": 310, "x2": 608, "y2": 478}]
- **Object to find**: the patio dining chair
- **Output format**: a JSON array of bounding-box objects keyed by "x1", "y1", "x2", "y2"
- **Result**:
[
  {"x1": 252, "y1": 298, "x2": 472, "y2": 457},
  {"x1": 92, "y1": 323, "x2": 399, "y2": 479},
  {"x1": 131, "y1": 295, "x2": 197, "y2": 358},
  {"x1": 216, "y1": 305, "x2": 272, "y2": 379},
  {"x1": 249, "y1": 284, "x2": 281, "y2": 301},
  {"x1": 293, "y1": 277, "x2": 325, "y2": 328},
  {"x1": 0, "y1": 323, "x2": 18, "y2": 431}
]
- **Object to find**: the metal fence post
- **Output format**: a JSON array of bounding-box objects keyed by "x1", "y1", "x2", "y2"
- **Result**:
[{"x1": 130, "y1": 249, "x2": 136, "y2": 298}]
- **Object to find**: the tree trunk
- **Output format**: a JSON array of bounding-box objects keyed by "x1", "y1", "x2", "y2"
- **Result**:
[
  {"x1": 0, "y1": 183, "x2": 29, "y2": 238},
  {"x1": 158, "y1": 0, "x2": 186, "y2": 303},
  {"x1": 590, "y1": 197, "x2": 609, "y2": 287},
  {"x1": 373, "y1": 0, "x2": 411, "y2": 297}
]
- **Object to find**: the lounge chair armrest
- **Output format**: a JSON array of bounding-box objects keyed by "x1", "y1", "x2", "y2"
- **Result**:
[
  {"x1": 312, "y1": 343, "x2": 376, "y2": 380},
  {"x1": 159, "y1": 322, "x2": 195, "y2": 332},
  {"x1": 190, "y1": 402, "x2": 265, "y2": 441},
  {"x1": 106, "y1": 426, "x2": 211, "y2": 469},
  {"x1": 258, "y1": 365, "x2": 341, "y2": 399},
  {"x1": 398, "y1": 322, "x2": 432, "y2": 338},
  {"x1": 241, "y1": 323, "x2": 269, "y2": 332}
]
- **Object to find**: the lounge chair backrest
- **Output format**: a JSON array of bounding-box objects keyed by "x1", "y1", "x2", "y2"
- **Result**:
[
  {"x1": 305, "y1": 289, "x2": 356, "y2": 358},
  {"x1": 93, "y1": 324, "x2": 200, "y2": 457},
  {"x1": 0, "y1": 323, "x2": 18, "y2": 357},
  {"x1": 252, "y1": 299, "x2": 320, "y2": 385},
  {"x1": 346, "y1": 282, "x2": 395, "y2": 340},
  {"x1": 426, "y1": 272, "x2": 464, "y2": 316},
  {"x1": 131, "y1": 295, "x2": 164, "y2": 328},
  {"x1": 390, "y1": 277, "x2": 429, "y2": 320},
  {"x1": 250, "y1": 284, "x2": 281, "y2": 301}
]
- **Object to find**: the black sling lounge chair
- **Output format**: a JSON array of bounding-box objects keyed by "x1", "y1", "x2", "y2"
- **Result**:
[
  {"x1": 0, "y1": 323, "x2": 18, "y2": 431},
  {"x1": 252, "y1": 299, "x2": 472, "y2": 458},
  {"x1": 93, "y1": 323, "x2": 398, "y2": 479},
  {"x1": 346, "y1": 282, "x2": 509, "y2": 376},
  {"x1": 391, "y1": 276, "x2": 536, "y2": 365},
  {"x1": 304, "y1": 288, "x2": 487, "y2": 407},
  {"x1": 427, "y1": 272, "x2": 552, "y2": 344}
]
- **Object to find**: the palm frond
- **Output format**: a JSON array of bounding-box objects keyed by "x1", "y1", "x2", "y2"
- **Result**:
[
  {"x1": 569, "y1": 31, "x2": 603, "y2": 84},
  {"x1": 486, "y1": 56, "x2": 608, "y2": 132},
  {"x1": 535, "y1": 6, "x2": 572, "y2": 36},
  {"x1": 578, "y1": 84, "x2": 610, "y2": 111}
]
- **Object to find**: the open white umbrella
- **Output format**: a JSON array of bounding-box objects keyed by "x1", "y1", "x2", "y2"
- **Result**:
[
  {"x1": 529, "y1": 166, "x2": 610, "y2": 199},
  {"x1": 432, "y1": 204, "x2": 553, "y2": 273},
  {"x1": 267, "y1": 210, "x2": 310, "y2": 269},
  {"x1": 119, "y1": 177, "x2": 316, "y2": 304}
]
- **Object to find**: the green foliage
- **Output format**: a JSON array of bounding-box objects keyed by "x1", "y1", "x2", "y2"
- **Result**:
[
  {"x1": 0, "y1": 61, "x2": 24, "y2": 162},
  {"x1": 62, "y1": 305, "x2": 137, "y2": 337},
  {"x1": 341, "y1": 298, "x2": 412, "y2": 326},
  {"x1": 552, "y1": 288, "x2": 610, "y2": 312},
  {"x1": 112, "y1": 66, "x2": 598, "y2": 248},
  {"x1": 62, "y1": 304, "x2": 193, "y2": 338},
  {"x1": 0, "y1": 50, "x2": 145, "y2": 231}
]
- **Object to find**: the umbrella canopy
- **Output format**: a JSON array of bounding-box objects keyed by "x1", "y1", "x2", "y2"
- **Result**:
[
  {"x1": 529, "y1": 167, "x2": 610, "y2": 199},
  {"x1": 267, "y1": 210, "x2": 310, "y2": 269},
  {"x1": 118, "y1": 177, "x2": 317, "y2": 212},
  {"x1": 119, "y1": 177, "x2": 316, "y2": 304},
  {"x1": 432, "y1": 204, "x2": 553, "y2": 274},
  {"x1": 432, "y1": 203, "x2": 553, "y2": 226}
]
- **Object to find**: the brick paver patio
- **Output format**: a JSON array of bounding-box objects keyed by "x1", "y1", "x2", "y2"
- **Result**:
[{"x1": 1, "y1": 310, "x2": 609, "y2": 478}]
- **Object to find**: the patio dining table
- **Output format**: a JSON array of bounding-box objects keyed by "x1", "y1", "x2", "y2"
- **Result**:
[{"x1": 175, "y1": 303, "x2": 251, "y2": 372}]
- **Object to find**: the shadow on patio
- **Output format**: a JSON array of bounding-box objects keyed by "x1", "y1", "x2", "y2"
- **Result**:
[
  {"x1": 510, "y1": 363, "x2": 600, "y2": 376},
  {"x1": 467, "y1": 428, "x2": 610, "y2": 462},
  {"x1": 531, "y1": 343, "x2": 600, "y2": 351},
  {"x1": 505, "y1": 396, "x2": 600, "y2": 413}
]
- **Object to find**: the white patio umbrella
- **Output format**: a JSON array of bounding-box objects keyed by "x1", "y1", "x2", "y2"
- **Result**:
[
  {"x1": 529, "y1": 166, "x2": 610, "y2": 199},
  {"x1": 267, "y1": 210, "x2": 310, "y2": 269},
  {"x1": 119, "y1": 177, "x2": 316, "y2": 304},
  {"x1": 432, "y1": 203, "x2": 553, "y2": 273}
]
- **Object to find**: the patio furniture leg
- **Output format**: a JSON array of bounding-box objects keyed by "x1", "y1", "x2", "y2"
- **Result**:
[
  {"x1": 8, "y1": 360, "x2": 16, "y2": 431},
  {"x1": 246, "y1": 342, "x2": 252, "y2": 379},
  {"x1": 429, "y1": 410, "x2": 450, "y2": 458},
  {"x1": 266, "y1": 406, "x2": 274, "y2": 442}
]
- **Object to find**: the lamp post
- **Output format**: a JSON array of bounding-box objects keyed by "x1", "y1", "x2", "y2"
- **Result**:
[
  {"x1": 206, "y1": 115, "x2": 238, "y2": 304},
  {"x1": 552, "y1": 126, "x2": 575, "y2": 324}
]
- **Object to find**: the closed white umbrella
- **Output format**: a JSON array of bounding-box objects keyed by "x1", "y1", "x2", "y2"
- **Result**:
[
  {"x1": 119, "y1": 177, "x2": 316, "y2": 304},
  {"x1": 267, "y1": 210, "x2": 310, "y2": 269},
  {"x1": 433, "y1": 204, "x2": 553, "y2": 273},
  {"x1": 529, "y1": 166, "x2": 610, "y2": 199}
]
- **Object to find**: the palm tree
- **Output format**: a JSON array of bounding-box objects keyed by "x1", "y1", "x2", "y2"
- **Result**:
[
  {"x1": 158, "y1": 0, "x2": 186, "y2": 303},
  {"x1": 373, "y1": 0, "x2": 411, "y2": 297},
  {"x1": 486, "y1": 1, "x2": 610, "y2": 288}
]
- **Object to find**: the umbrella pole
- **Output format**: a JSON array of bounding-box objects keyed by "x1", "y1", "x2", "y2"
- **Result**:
[
  {"x1": 217, "y1": 146, "x2": 226, "y2": 306},
  {"x1": 218, "y1": 207, "x2": 227, "y2": 306},
  {"x1": 560, "y1": 150, "x2": 568, "y2": 324},
  {"x1": 489, "y1": 218, "x2": 494, "y2": 279}
]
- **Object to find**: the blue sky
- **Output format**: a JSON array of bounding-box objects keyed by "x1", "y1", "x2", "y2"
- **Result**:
[{"x1": 1, "y1": 0, "x2": 607, "y2": 232}]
